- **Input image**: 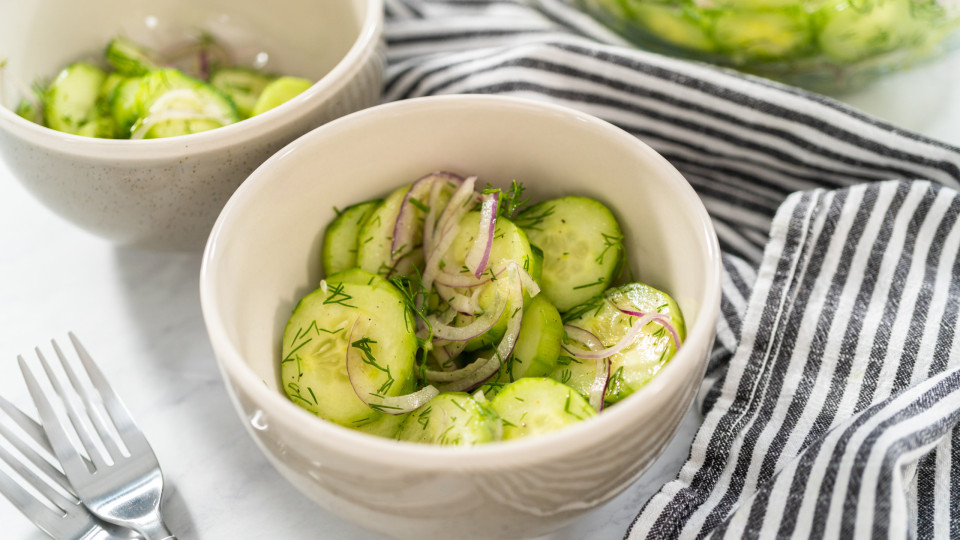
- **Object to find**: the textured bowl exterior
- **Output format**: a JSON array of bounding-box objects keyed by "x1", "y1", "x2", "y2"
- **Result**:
[
  {"x1": 201, "y1": 95, "x2": 721, "y2": 539},
  {"x1": 0, "y1": 0, "x2": 383, "y2": 251}
]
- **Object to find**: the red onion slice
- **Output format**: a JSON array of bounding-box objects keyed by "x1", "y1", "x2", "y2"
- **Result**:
[
  {"x1": 435, "y1": 284, "x2": 482, "y2": 315},
  {"x1": 560, "y1": 313, "x2": 661, "y2": 360},
  {"x1": 345, "y1": 317, "x2": 438, "y2": 414},
  {"x1": 420, "y1": 177, "x2": 478, "y2": 293},
  {"x1": 464, "y1": 192, "x2": 499, "y2": 278},
  {"x1": 609, "y1": 302, "x2": 682, "y2": 350},
  {"x1": 428, "y1": 291, "x2": 508, "y2": 342},
  {"x1": 394, "y1": 172, "x2": 465, "y2": 258},
  {"x1": 588, "y1": 358, "x2": 611, "y2": 412},
  {"x1": 426, "y1": 264, "x2": 526, "y2": 392},
  {"x1": 563, "y1": 325, "x2": 605, "y2": 351}
]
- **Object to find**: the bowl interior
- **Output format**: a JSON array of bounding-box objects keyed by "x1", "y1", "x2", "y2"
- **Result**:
[
  {"x1": 203, "y1": 96, "x2": 719, "y2": 447},
  {"x1": 0, "y1": 0, "x2": 363, "y2": 109}
]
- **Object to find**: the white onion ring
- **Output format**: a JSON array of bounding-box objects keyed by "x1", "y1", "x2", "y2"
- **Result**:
[
  {"x1": 464, "y1": 191, "x2": 498, "y2": 278},
  {"x1": 345, "y1": 317, "x2": 438, "y2": 414}
]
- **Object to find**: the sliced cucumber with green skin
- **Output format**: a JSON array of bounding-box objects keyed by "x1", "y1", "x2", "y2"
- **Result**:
[
  {"x1": 559, "y1": 282, "x2": 685, "y2": 405},
  {"x1": 529, "y1": 244, "x2": 544, "y2": 283},
  {"x1": 210, "y1": 67, "x2": 275, "y2": 119},
  {"x1": 515, "y1": 196, "x2": 623, "y2": 313},
  {"x1": 44, "y1": 62, "x2": 107, "y2": 135},
  {"x1": 97, "y1": 73, "x2": 126, "y2": 111},
  {"x1": 356, "y1": 185, "x2": 422, "y2": 278},
  {"x1": 548, "y1": 356, "x2": 593, "y2": 399},
  {"x1": 491, "y1": 378, "x2": 595, "y2": 440},
  {"x1": 280, "y1": 268, "x2": 419, "y2": 428},
  {"x1": 818, "y1": 0, "x2": 920, "y2": 63},
  {"x1": 442, "y1": 212, "x2": 535, "y2": 351},
  {"x1": 16, "y1": 99, "x2": 43, "y2": 125},
  {"x1": 397, "y1": 392, "x2": 502, "y2": 445},
  {"x1": 105, "y1": 36, "x2": 161, "y2": 76},
  {"x1": 129, "y1": 69, "x2": 239, "y2": 139},
  {"x1": 322, "y1": 200, "x2": 381, "y2": 276},
  {"x1": 110, "y1": 76, "x2": 143, "y2": 134},
  {"x1": 251, "y1": 76, "x2": 312, "y2": 116},
  {"x1": 627, "y1": 2, "x2": 717, "y2": 52},
  {"x1": 712, "y1": 10, "x2": 813, "y2": 60},
  {"x1": 480, "y1": 293, "x2": 564, "y2": 397}
]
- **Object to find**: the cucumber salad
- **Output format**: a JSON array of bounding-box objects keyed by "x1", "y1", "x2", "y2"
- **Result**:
[
  {"x1": 281, "y1": 172, "x2": 686, "y2": 445},
  {"x1": 12, "y1": 36, "x2": 312, "y2": 139}
]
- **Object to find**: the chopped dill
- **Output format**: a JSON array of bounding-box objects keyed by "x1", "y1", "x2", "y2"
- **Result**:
[{"x1": 410, "y1": 197, "x2": 430, "y2": 213}]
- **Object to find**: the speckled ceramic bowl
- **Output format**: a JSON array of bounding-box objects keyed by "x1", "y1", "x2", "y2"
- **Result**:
[
  {"x1": 200, "y1": 95, "x2": 722, "y2": 540},
  {"x1": 0, "y1": 0, "x2": 383, "y2": 250}
]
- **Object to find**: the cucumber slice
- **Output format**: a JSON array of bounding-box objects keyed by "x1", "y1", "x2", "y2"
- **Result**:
[
  {"x1": 712, "y1": 10, "x2": 812, "y2": 60},
  {"x1": 44, "y1": 62, "x2": 107, "y2": 135},
  {"x1": 480, "y1": 293, "x2": 564, "y2": 397},
  {"x1": 280, "y1": 268, "x2": 419, "y2": 428},
  {"x1": 15, "y1": 99, "x2": 43, "y2": 125},
  {"x1": 529, "y1": 244, "x2": 544, "y2": 283},
  {"x1": 322, "y1": 200, "x2": 381, "y2": 276},
  {"x1": 129, "y1": 69, "x2": 239, "y2": 139},
  {"x1": 209, "y1": 67, "x2": 274, "y2": 119},
  {"x1": 627, "y1": 2, "x2": 717, "y2": 52},
  {"x1": 443, "y1": 212, "x2": 535, "y2": 351},
  {"x1": 110, "y1": 76, "x2": 143, "y2": 135},
  {"x1": 516, "y1": 196, "x2": 623, "y2": 313},
  {"x1": 97, "y1": 73, "x2": 126, "y2": 110},
  {"x1": 490, "y1": 378, "x2": 595, "y2": 440},
  {"x1": 105, "y1": 36, "x2": 161, "y2": 76},
  {"x1": 250, "y1": 76, "x2": 312, "y2": 116},
  {"x1": 818, "y1": 0, "x2": 920, "y2": 63},
  {"x1": 139, "y1": 117, "x2": 225, "y2": 139},
  {"x1": 397, "y1": 392, "x2": 502, "y2": 445},
  {"x1": 558, "y1": 282, "x2": 685, "y2": 405},
  {"x1": 74, "y1": 111, "x2": 120, "y2": 139},
  {"x1": 356, "y1": 185, "x2": 422, "y2": 278}
]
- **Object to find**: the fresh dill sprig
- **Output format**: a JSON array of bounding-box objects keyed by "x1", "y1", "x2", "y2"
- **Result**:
[
  {"x1": 595, "y1": 232, "x2": 624, "y2": 265},
  {"x1": 481, "y1": 180, "x2": 529, "y2": 219},
  {"x1": 513, "y1": 202, "x2": 555, "y2": 231},
  {"x1": 323, "y1": 282, "x2": 357, "y2": 308}
]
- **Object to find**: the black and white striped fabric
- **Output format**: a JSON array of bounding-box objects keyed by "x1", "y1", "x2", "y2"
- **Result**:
[{"x1": 382, "y1": 1, "x2": 960, "y2": 537}]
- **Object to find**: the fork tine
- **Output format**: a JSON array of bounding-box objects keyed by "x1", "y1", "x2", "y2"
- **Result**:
[
  {"x1": 0, "y1": 395, "x2": 75, "y2": 498},
  {"x1": 18, "y1": 355, "x2": 97, "y2": 483},
  {"x1": 0, "y1": 428, "x2": 76, "y2": 514},
  {"x1": 32, "y1": 347, "x2": 108, "y2": 471},
  {"x1": 68, "y1": 333, "x2": 149, "y2": 452},
  {"x1": 0, "y1": 464, "x2": 64, "y2": 528},
  {"x1": 53, "y1": 339, "x2": 127, "y2": 461}
]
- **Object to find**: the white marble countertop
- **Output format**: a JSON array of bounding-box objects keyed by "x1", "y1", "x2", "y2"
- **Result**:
[{"x1": 1, "y1": 50, "x2": 959, "y2": 540}]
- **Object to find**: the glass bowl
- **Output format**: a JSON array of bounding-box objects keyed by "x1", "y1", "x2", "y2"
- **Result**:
[{"x1": 579, "y1": 0, "x2": 960, "y2": 92}]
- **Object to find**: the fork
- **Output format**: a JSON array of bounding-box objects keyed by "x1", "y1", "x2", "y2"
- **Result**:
[
  {"x1": 19, "y1": 333, "x2": 177, "y2": 540},
  {"x1": 0, "y1": 393, "x2": 139, "y2": 540}
]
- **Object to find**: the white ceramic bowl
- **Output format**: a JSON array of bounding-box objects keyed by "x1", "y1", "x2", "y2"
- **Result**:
[
  {"x1": 200, "y1": 95, "x2": 722, "y2": 540},
  {"x1": 0, "y1": 0, "x2": 383, "y2": 250}
]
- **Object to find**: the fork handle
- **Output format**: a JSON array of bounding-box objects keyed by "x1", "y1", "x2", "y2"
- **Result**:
[{"x1": 134, "y1": 511, "x2": 177, "y2": 540}]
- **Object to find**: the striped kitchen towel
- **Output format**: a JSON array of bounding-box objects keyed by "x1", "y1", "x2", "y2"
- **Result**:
[{"x1": 383, "y1": 1, "x2": 960, "y2": 537}]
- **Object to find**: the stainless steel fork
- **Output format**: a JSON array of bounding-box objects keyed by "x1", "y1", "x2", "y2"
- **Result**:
[
  {"x1": 19, "y1": 334, "x2": 176, "y2": 540},
  {"x1": 0, "y1": 393, "x2": 138, "y2": 540}
]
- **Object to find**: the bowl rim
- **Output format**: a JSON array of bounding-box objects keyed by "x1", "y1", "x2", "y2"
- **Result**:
[
  {"x1": 200, "y1": 94, "x2": 722, "y2": 470},
  {"x1": 0, "y1": 0, "x2": 384, "y2": 160}
]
